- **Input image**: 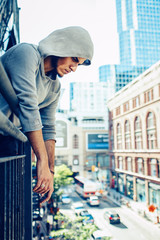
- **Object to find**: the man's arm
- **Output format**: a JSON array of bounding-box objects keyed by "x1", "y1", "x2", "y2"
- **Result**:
[
  {"x1": 45, "y1": 139, "x2": 55, "y2": 173},
  {"x1": 26, "y1": 129, "x2": 54, "y2": 203}
]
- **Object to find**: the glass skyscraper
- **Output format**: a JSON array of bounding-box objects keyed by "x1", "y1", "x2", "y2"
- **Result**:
[{"x1": 99, "y1": 0, "x2": 160, "y2": 93}]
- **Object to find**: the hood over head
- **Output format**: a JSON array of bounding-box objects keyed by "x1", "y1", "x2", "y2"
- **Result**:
[{"x1": 38, "y1": 26, "x2": 94, "y2": 65}]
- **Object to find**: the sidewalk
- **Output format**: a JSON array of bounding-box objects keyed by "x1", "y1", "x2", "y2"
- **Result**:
[{"x1": 101, "y1": 189, "x2": 160, "y2": 227}]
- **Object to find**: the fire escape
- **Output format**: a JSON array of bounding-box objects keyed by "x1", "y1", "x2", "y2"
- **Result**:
[
  {"x1": 0, "y1": 0, "x2": 20, "y2": 54},
  {"x1": 0, "y1": 1, "x2": 34, "y2": 240}
]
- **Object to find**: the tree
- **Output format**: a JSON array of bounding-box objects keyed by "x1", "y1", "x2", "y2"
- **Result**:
[
  {"x1": 48, "y1": 165, "x2": 73, "y2": 216},
  {"x1": 50, "y1": 212, "x2": 98, "y2": 240},
  {"x1": 54, "y1": 164, "x2": 73, "y2": 192}
]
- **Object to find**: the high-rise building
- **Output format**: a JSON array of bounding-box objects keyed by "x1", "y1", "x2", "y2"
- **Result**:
[
  {"x1": 99, "y1": 0, "x2": 160, "y2": 94},
  {"x1": 69, "y1": 82, "x2": 108, "y2": 129}
]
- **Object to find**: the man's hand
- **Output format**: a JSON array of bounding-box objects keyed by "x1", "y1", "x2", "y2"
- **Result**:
[
  {"x1": 26, "y1": 130, "x2": 55, "y2": 204},
  {"x1": 33, "y1": 160, "x2": 54, "y2": 203}
]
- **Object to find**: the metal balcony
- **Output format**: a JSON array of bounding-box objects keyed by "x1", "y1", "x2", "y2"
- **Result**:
[{"x1": 0, "y1": 136, "x2": 33, "y2": 240}]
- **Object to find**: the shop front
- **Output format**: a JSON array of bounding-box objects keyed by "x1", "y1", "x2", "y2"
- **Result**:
[
  {"x1": 136, "y1": 178, "x2": 146, "y2": 202},
  {"x1": 118, "y1": 173, "x2": 125, "y2": 194},
  {"x1": 97, "y1": 169, "x2": 109, "y2": 189},
  {"x1": 110, "y1": 171, "x2": 118, "y2": 190},
  {"x1": 149, "y1": 182, "x2": 160, "y2": 209},
  {"x1": 126, "y1": 175, "x2": 134, "y2": 199}
]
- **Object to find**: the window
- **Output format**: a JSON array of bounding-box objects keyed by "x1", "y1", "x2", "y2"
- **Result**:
[
  {"x1": 150, "y1": 159, "x2": 157, "y2": 177},
  {"x1": 110, "y1": 125, "x2": 114, "y2": 150},
  {"x1": 73, "y1": 134, "x2": 79, "y2": 149},
  {"x1": 134, "y1": 116, "x2": 142, "y2": 149},
  {"x1": 118, "y1": 156, "x2": 123, "y2": 170},
  {"x1": 132, "y1": 96, "x2": 140, "y2": 108},
  {"x1": 125, "y1": 120, "x2": 131, "y2": 149},
  {"x1": 144, "y1": 88, "x2": 153, "y2": 103},
  {"x1": 137, "y1": 158, "x2": 144, "y2": 175},
  {"x1": 112, "y1": 156, "x2": 115, "y2": 169},
  {"x1": 123, "y1": 101, "x2": 129, "y2": 112},
  {"x1": 146, "y1": 112, "x2": 157, "y2": 149},
  {"x1": 127, "y1": 157, "x2": 132, "y2": 171},
  {"x1": 117, "y1": 123, "x2": 122, "y2": 149},
  {"x1": 116, "y1": 106, "x2": 121, "y2": 116}
]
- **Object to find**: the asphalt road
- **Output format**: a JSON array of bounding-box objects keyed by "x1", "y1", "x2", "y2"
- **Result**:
[{"x1": 59, "y1": 189, "x2": 160, "y2": 240}]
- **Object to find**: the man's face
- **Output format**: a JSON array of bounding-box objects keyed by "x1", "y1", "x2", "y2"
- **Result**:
[{"x1": 56, "y1": 57, "x2": 86, "y2": 77}]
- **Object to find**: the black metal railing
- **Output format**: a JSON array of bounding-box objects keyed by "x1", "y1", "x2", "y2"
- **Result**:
[{"x1": 0, "y1": 136, "x2": 33, "y2": 240}]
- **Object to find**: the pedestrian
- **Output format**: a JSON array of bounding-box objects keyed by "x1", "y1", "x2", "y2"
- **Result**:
[
  {"x1": 36, "y1": 223, "x2": 41, "y2": 236},
  {"x1": 0, "y1": 26, "x2": 94, "y2": 203},
  {"x1": 46, "y1": 221, "x2": 50, "y2": 235},
  {"x1": 39, "y1": 233, "x2": 45, "y2": 240}
]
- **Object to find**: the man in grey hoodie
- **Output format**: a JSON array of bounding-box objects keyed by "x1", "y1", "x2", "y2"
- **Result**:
[{"x1": 0, "y1": 26, "x2": 94, "y2": 203}]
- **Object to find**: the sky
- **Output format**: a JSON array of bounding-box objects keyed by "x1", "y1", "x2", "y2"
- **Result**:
[{"x1": 18, "y1": 0, "x2": 119, "y2": 108}]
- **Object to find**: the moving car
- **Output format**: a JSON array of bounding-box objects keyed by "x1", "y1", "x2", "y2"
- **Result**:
[
  {"x1": 91, "y1": 230, "x2": 112, "y2": 240},
  {"x1": 88, "y1": 196, "x2": 100, "y2": 206},
  {"x1": 71, "y1": 202, "x2": 85, "y2": 215},
  {"x1": 79, "y1": 210, "x2": 94, "y2": 225},
  {"x1": 104, "y1": 210, "x2": 120, "y2": 224},
  {"x1": 61, "y1": 194, "x2": 72, "y2": 204}
]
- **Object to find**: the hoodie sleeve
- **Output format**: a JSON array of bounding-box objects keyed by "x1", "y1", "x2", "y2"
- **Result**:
[
  {"x1": 40, "y1": 91, "x2": 60, "y2": 141},
  {"x1": 3, "y1": 43, "x2": 43, "y2": 132}
]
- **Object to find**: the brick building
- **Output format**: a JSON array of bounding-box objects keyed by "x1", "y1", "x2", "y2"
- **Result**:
[{"x1": 107, "y1": 61, "x2": 160, "y2": 209}]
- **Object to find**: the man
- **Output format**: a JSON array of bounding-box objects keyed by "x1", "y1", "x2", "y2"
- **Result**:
[{"x1": 0, "y1": 26, "x2": 94, "y2": 203}]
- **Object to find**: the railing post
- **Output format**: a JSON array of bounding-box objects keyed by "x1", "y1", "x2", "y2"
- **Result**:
[{"x1": 24, "y1": 141, "x2": 33, "y2": 240}]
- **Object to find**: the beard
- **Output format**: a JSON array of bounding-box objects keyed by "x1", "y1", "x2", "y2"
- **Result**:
[{"x1": 50, "y1": 56, "x2": 59, "y2": 80}]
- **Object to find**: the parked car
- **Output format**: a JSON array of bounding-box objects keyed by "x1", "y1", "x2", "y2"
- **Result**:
[
  {"x1": 88, "y1": 196, "x2": 100, "y2": 206},
  {"x1": 79, "y1": 210, "x2": 94, "y2": 225},
  {"x1": 61, "y1": 194, "x2": 72, "y2": 204},
  {"x1": 104, "y1": 210, "x2": 120, "y2": 224},
  {"x1": 90, "y1": 230, "x2": 112, "y2": 240},
  {"x1": 71, "y1": 202, "x2": 85, "y2": 215}
]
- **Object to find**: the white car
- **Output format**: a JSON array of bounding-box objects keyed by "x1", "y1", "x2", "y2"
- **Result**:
[
  {"x1": 61, "y1": 194, "x2": 72, "y2": 204},
  {"x1": 88, "y1": 196, "x2": 100, "y2": 206},
  {"x1": 91, "y1": 230, "x2": 113, "y2": 240},
  {"x1": 71, "y1": 202, "x2": 85, "y2": 215}
]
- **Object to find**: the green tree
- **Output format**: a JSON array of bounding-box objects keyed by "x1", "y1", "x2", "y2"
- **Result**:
[
  {"x1": 54, "y1": 164, "x2": 73, "y2": 192},
  {"x1": 51, "y1": 212, "x2": 98, "y2": 240}
]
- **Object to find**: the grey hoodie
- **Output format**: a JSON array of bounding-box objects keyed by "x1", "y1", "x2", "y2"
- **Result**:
[{"x1": 0, "y1": 26, "x2": 94, "y2": 140}]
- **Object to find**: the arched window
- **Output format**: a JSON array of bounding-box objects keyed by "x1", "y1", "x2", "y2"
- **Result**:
[
  {"x1": 117, "y1": 123, "x2": 122, "y2": 149},
  {"x1": 118, "y1": 156, "x2": 123, "y2": 169},
  {"x1": 146, "y1": 112, "x2": 157, "y2": 149},
  {"x1": 73, "y1": 134, "x2": 79, "y2": 149},
  {"x1": 134, "y1": 116, "x2": 142, "y2": 149},
  {"x1": 111, "y1": 156, "x2": 115, "y2": 169},
  {"x1": 149, "y1": 159, "x2": 157, "y2": 177},
  {"x1": 124, "y1": 120, "x2": 131, "y2": 149},
  {"x1": 126, "y1": 157, "x2": 132, "y2": 171}
]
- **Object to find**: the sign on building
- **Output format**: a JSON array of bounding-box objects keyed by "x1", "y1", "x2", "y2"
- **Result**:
[{"x1": 87, "y1": 133, "x2": 109, "y2": 150}]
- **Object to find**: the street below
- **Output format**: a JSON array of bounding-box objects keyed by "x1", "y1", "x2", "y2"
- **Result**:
[{"x1": 59, "y1": 189, "x2": 160, "y2": 240}]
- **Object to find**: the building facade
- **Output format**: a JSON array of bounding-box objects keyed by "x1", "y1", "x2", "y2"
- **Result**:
[
  {"x1": 55, "y1": 115, "x2": 109, "y2": 179},
  {"x1": 107, "y1": 61, "x2": 160, "y2": 209},
  {"x1": 83, "y1": 129, "x2": 110, "y2": 185},
  {"x1": 99, "y1": 0, "x2": 160, "y2": 94},
  {"x1": 69, "y1": 81, "x2": 108, "y2": 129}
]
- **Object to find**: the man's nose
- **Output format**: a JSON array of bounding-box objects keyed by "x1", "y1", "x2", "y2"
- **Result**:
[{"x1": 70, "y1": 65, "x2": 78, "y2": 72}]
